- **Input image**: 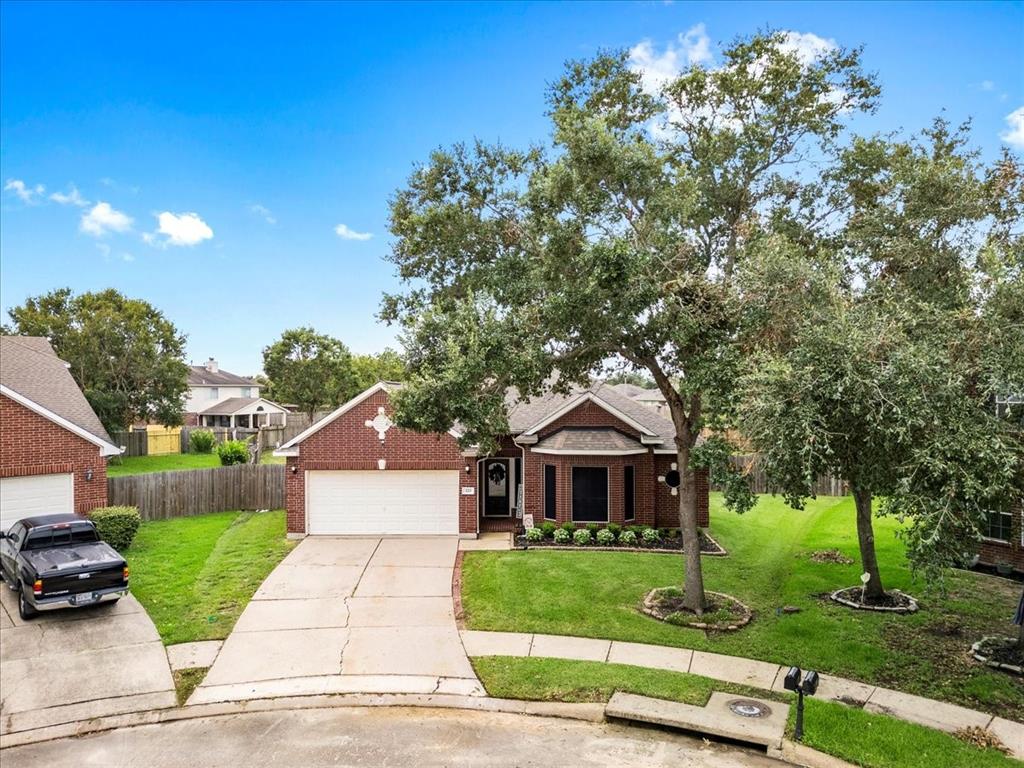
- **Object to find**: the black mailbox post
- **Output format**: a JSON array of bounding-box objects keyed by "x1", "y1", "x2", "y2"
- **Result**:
[{"x1": 783, "y1": 666, "x2": 819, "y2": 741}]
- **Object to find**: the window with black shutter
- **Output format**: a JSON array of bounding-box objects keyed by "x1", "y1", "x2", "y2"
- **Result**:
[{"x1": 544, "y1": 465, "x2": 557, "y2": 520}]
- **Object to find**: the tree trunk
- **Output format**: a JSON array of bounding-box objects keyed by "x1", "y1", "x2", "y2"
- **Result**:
[
  {"x1": 853, "y1": 487, "x2": 886, "y2": 601},
  {"x1": 677, "y1": 440, "x2": 707, "y2": 615}
]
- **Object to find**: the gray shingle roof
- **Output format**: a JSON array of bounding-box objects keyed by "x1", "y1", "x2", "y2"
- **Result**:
[
  {"x1": 506, "y1": 382, "x2": 676, "y2": 443},
  {"x1": 188, "y1": 366, "x2": 259, "y2": 387},
  {"x1": 534, "y1": 428, "x2": 647, "y2": 453},
  {"x1": 199, "y1": 397, "x2": 287, "y2": 415},
  {"x1": 0, "y1": 336, "x2": 114, "y2": 445}
]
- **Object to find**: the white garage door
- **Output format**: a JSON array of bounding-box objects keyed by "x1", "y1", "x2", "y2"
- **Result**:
[
  {"x1": 0, "y1": 473, "x2": 74, "y2": 532},
  {"x1": 307, "y1": 470, "x2": 459, "y2": 535}
]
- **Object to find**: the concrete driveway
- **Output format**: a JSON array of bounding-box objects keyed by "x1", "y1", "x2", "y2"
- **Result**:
[
  {"x1": 191, "y1": 536, "x2": 481, "y2": 704},
  {"x1": 0, "y1": 588, "x2": 176, "y2": 736}
]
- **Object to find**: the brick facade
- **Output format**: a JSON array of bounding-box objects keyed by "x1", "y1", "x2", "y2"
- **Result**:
[
  {"x1": 284, "y1": 389, "x2": 478, "y2": 535},
  {"x1": 283, "y1": 388, "x2": 710, "y2": 537},
  {"x1": 978, "y1": 500, "x2": 1024, "y2": 573},
  {"x1": 0, "y1": 394, "x2": 108, "y2": 514}
]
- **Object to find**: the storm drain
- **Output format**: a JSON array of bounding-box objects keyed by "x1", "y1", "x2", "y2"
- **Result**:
[{"x1": 727, "y1": 699, "x2": 773, "y2": 719}]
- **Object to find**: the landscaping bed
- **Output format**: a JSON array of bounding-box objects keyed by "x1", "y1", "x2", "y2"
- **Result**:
[
  {"x1": 517, "y1": 526, "x2": 726, "y2": 555},
  {"x1": 972, "y1": 636, "x2": 1024, "y2": 675},
  {"x1": 641, "y1": 587, "x2": 752, "y2": 631},
  {"x1": 461, "y1": 493, "x2": 1024, "y2": 720},
  {"x1": 831, "y1": 586, "x2": 919, "y2": 614}
]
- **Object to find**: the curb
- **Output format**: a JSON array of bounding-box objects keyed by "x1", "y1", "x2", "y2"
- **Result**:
[
  {"x1": 774, "y1": 739, "x2": 857, "y2": 768},
  {"x1": 0, "y1": 694, "x2": 605, "y2": 750}
]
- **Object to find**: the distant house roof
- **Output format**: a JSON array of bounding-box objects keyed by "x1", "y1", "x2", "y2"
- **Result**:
[
  {"x1": 611, "y1": 382, "x2": 667, "y2": 403},
  {"x1": 533, "y1": 428, "x2": 648, "y2": 455},
  {"x1": 199, "y1": 397, "x2": 287, "y2": 416},
  {"x1": 187, "y1": 364, "x2": 259, "y2": 388},
  {"x1": 0, "y1": 336, "x2": 119, "y2": 455}
]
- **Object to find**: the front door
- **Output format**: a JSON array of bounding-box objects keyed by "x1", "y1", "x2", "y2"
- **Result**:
[{"x1": 483, "y1": 459, "x2": 510, "y2": 516}]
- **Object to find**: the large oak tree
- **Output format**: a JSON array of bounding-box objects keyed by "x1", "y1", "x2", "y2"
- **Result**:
[
  {"x1": 5, "y1": 287, "x2": 189, "y2": 434},
  {"x1": 382, "y1": 33, "x2": 878, "y2": 613}
]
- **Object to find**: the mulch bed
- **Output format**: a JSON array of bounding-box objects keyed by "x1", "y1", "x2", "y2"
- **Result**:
[
  {"x1": 516, "y1": 530, "x2": 727, "y2": 556},
  {"x1": 641, "y1": 587, "x2": 753, "y2": 631},
  {"x1": 971, "y1": 636, "x2": 1024, "y2": 675},
  {"x1": 831, "y1": 586, "x2": 919, "y2": 614},
  {"x1": 810, "y1": 549, "x2": 854, "y2": 565}
]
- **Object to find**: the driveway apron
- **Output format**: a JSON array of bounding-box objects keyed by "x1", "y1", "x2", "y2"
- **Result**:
[
  {"x1": 0, "y1": 589, "x2": 176, "y2": 735},
  {"x1": 195, "y1": 536, "x2": 478, "y2": 702}
]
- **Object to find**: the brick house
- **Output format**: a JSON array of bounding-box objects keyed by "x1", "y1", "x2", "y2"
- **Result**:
[
  {"x1": 274, "y1": 381, "x2": 708, "y2": 538},
  {"x1": 979, "y1": 501, "x2": 1024, "y2": 573},
  {"x1": 0, "y1": 337, "x2": 121, "y2": 531}
]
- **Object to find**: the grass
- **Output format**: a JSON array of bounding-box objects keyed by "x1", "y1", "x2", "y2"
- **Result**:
[
  {"x1": 461, "y1": 493, "x2": 1024, "y2": 719},
  {"x1": 173, "y1": 667, "x2": 208, "y2": 706},
  {"x1": 471, "y1": 656, "x2": 1019, "y2": 768},
  {"x1": 107, "y1": 449, "x2": 285, "y2": 476},
  {"x1": 126, "y1": 509, "x2": 294, "y2": 645}
]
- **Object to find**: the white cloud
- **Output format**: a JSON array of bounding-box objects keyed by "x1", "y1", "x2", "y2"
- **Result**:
[
  {"x1": 250, "y1": 204, "x2": 276, "y2": 224},
  {"x1": 148, "y1": 211, "x2": 214, "y2": 247},
  {"x1": 981, "y1": 80, "x2": 996, "y2": 92},
  {"x1": 335, "y1": 223, "x2": 373, "y2": 241},
  {"x1": 1000, "y1": 106, "x2": 1024, "y2": 149},
  {"x1": 4, "y1": 179, "x2": 45, "y2": 203},
  {"x1": 80, "y1": 202, "x2": 133, "y2": 236},
  {"x1": 776, "y1": 31, "x2": 838, "y2": 66},
  {"x1": 628, "y1": 23, "x2": 713, "y2": 93},
  {"x1": 50, "y1": 184, "x2": 89, "y2": 207}
]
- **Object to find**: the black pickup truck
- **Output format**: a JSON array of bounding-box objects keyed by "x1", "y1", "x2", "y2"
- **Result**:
[{"x1": 1, "y1": 514, "x2": 129, "y2": 620}]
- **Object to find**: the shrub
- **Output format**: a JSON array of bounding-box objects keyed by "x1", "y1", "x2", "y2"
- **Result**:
[
  {"x1": 641, "y1": 527, "x2": 661, "y2": 546},
  {"x1": 188, "y1": 429, "x2": 216, "y2": 454},
  {"x1": 217, "y1": 439, "x2": 249, "y2": 465},
  {"x1": 585, "y1": 523, "x2": 600, "y2": 535},
  {"x1": 627, "y1": 525, "x2": 645, "y2": 537},
  {"x1": 596, "y1": 528, "x2": 616, "y2": 546},
  {"x1": 606, "y1": 523, "x2": 622, "y2": 537},
  {"x1": 88, "y1": 506, "x2": 141, "y2": 552},
  {"x1": 619, "y1": 530, "x2": 638, "y2": 547},
  {"x1": 553, "y1": 528, "x2": 571, "y2": 545},
  {"x1": 525, "y1": 527, "x2": 544, "y2": 542},
  {"x1": 560, "y1": 521, "x2": 576, "y2": 533},
  {"x1": 540, "y1": 521, "x2": 557, "y2": 539},
  {"x1": 573, "y1": 528, "x2": 592, "y2": 546}
]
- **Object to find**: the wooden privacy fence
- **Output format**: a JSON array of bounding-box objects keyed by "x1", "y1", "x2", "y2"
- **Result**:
[
  {"x1": 712, "y1": 454, "x2": 847, "y2": 497},
  {"x1": 110, "y1": 429, "x2": 148, "y2": 457},
  {"x1": 107, "y1": 464, "x2": 285, "y2": 520}
]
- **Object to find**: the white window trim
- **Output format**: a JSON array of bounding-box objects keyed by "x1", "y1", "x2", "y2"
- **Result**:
[
  {"x1": 982, "y1": 509, "x2": 1015, "y2": 544},
  {"x1": 570, "y1": 465, "x2": 610, "y2": 523}
]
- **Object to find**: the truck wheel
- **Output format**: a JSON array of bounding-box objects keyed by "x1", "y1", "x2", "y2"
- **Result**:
[{"x1": 18, "y1": 587, "x2": 37, "y2": 620}]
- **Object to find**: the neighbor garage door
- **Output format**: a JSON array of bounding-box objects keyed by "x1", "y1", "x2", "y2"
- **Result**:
[
  {"x1": 0, "y1": 473, "x2": 74, "y2": 532},
  {"x1": 307, "y1": 470, "x2": 459, "y2": 535}
]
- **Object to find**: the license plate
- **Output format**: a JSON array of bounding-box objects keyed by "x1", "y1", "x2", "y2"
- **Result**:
[{"x1": 73, "y1": 593, "x2": 97, "y2": 606}]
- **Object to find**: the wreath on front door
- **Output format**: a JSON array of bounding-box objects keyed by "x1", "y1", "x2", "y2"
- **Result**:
[{"x1": 487, "y1": 462, "x2": 507, "y2": 484}]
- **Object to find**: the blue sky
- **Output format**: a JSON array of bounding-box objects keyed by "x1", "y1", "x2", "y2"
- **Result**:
[{"x1": 2, "y1": 1, "x2": 1022, "y2": 376}]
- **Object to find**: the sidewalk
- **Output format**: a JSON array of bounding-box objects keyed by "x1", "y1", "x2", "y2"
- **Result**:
[{"x1": 460, "y1": 629, "x2": 1024, "y2": 760}]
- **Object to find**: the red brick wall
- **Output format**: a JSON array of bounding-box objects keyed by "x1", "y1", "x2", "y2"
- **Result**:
[
  {"x1": 285, "y1": 389, "x2": 477, "y2": 535},
  {"x1": 0, "y1": 395, "x2": 108, "y2": 514},
  {"x1": 978, "y1": 500, "x2": 1024, "y2": 572},
  {"x1": 519, "y1": 400, "x2": 710, "y2": 529}
]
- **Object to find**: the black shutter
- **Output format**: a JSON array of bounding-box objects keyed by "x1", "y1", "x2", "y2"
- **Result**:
[
  {"x1": 624, "y1": 465, "x2": 635, "y2": 521},
  {"x1": 544, "y1": 465, "x2": 557, "y2": 520}
]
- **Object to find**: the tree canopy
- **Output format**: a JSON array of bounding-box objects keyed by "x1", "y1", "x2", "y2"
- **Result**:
[
  {"x1": 5, "y1": 287, "x2": 189, "y2": 434},
  {"x1": 262, "y1": 327, "x2": 357, "y2": 421},
  {"x1": 383, "y1": 31, "x2": 878, "y2": 613},
  {"x1": 740, "y1": 122, "x2": 1024, "y2": 596}
]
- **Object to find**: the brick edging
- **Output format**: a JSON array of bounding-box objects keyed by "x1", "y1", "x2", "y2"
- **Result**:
[{"x1": 452, "y1": 550, "x2": 467, "y2": 630}]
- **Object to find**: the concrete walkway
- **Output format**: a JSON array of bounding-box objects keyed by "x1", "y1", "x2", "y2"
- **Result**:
[
  {"x1": 191, "y1": 537, "x2": 482, "y2": 705},
  {"x1": 461, "y1": 630, "x2": 1024, "y2": 760},
  {"x1": 0, "y1": 589, "x2": 176, "y2": 736}
]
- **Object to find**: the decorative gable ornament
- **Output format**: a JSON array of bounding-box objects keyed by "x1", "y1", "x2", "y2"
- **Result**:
[
  {"x1": 365, "y1": 407, "x2": 393, "y2": 442},
  {"x1": 658, "y1": 462, "x2": 681, "y2": 496}
]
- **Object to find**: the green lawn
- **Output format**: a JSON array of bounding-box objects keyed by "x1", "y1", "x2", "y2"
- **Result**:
[
  {"x1": 472, "y1": 656, "x2": 1018, "y2": 768},
  {"x1": 126, "y1": 509, "x2": 294, "y2": 645},
  {"x1": 461, "y1": 494, "x2": 1024, "y2": 719},
  {"x1": 107, "y1": 449, "x2": 284, "y2": 476}
]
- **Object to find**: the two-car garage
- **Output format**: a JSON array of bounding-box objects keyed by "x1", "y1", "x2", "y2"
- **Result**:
[{"x1": 306, "y1": 470, "x2": 461, "y2": 535}]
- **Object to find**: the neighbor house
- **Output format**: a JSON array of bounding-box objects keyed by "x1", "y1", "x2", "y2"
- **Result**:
[
  {"x1": 274, "y1": 381, "x2": 707, "y2": 538},
  {"x1": 611, "y1": 382, "x2": 669, "y2": 417},
  {"x1": 185, "y1": 357, "x2": 288, "y2": 429},
  {"x1": 0, "y1": 336, "x2": 121, "y2": 531}
]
